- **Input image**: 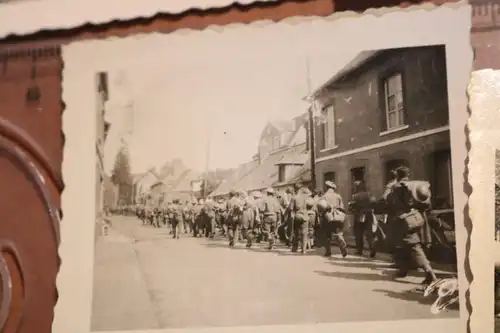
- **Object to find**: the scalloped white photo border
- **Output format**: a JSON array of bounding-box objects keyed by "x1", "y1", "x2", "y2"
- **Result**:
[
  {"x1": 56, "y1": 3, "x2": 472, "y2": 333},
  {"x1": 467, "y1": 69, "x2": 500, "y2": 333},
  {"x1": 0, "y1": 0, "x2": 281, "y2": 40}
]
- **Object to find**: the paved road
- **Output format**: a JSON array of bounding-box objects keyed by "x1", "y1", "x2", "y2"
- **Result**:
[{"x1": 91, "y1": 215, "x2": 458, "y2": 331}]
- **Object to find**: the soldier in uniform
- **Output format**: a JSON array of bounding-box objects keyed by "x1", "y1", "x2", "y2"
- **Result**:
[
  {"x1": 241, "y1": 192, "x2": 258, "y2": 248},
  {"x1": 318, "y1": 181, "x2": 348, "y2": 258},
  {"x1": 283, "y1": 186, "x2": 295, "y2": 246},
  {"x1": 349, "y1": 180, "x2": 379, "y2": 257},
  {"x1": 259, "y1": 188, "x2": 281, "y2": 250},
  {"x1": 288, "y1": 183, "x2": 313, "y2": 254},
  {"x1": 204, "y1": 198, "x2": 217, "y2": 239},
  {"x1": 306, "y1": 195, "x2": 319, "y2": 250},
  {"x1": 226, "y1": 190, "x2": 244, "y2": 247},
  {"x1": 171, "y1": 199, "x2": 184, "y2": 239},
  {"x1": 192, "y1": 199, "x2": 204, "y2": 237},
  {"x1": 385, "y1": 166, "x2": 438, "y2": 286}
]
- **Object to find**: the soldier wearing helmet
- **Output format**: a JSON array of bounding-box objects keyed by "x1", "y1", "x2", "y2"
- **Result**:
[
  {"x1": 288, "y1": 183, "x2": 313, "y2": 254},
  {"x1": 349, "y1": 180, "x2": 379, "y2": 258},
  {"x1": 226, "y1": 189, "x2": 245, "y2": 247},
  {"x1": 319, "y1": 180, "x2": 348, "y2": 258},
  {"x1": 240, "y1": 192, "x2": 258, "y2": 248},
  {"x1": 171, "y1": 199, "x2": 184, "y2": 239},
  {"x1": 385, "y1": 166, "x2": 437, "y2": 286},
  {"x1": 305, "y1": 195, "x2": 318, "y2": 250},
  {"x1": 259, "y1": 187, "x2": 282, "y2": 250}
]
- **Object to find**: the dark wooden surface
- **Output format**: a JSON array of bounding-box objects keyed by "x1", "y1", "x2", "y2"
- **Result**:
[{"x1": 0, "y1": 0, "x2": 481, "y2": 332}]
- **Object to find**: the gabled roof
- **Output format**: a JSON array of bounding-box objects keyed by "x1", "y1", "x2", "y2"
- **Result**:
[
  {"x1": 305, "y1": 50, "x2": 384, "y2": 101},
  {"x1": 208, "y1": 160, "x2": 260, "y2": 197},
  {"x1": 172, "y1": 170, "x2": 200, "y2": 192},
  {"x1": 233, "y1": 143, "x2": 307, "y2": 192},
  {"x1": 269, "y1": 119, "x2": 294, "y2": 133},
  {"x1": 275, "y1": 153, "x2": 309, "y2": 165}
]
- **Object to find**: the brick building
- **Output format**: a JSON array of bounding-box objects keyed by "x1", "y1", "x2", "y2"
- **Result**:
[
  {"x1": 470, "y1": 0, "x2": 500, "y2": 69},
  {"x1": 308, "y1": 45, "x2": 453, "y2": 211},
  {"x1": 209, "y1": 116, "x2": 310, "y2": 199}
]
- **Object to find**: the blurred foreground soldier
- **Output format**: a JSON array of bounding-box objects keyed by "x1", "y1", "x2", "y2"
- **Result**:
[
  {"x1": 319, "y1": 181, "x2": 347, "y2": 258},
  {"x1": 387, "y1": 166, "x2": 437, "y2": 286},
  {"x1": 289, "y1": 183, "x2": 311, "y2": 254},
  {"x1": 381, "y1": 169, "x2": 399, "y2": 267},
  {"x1": 349, "y1": 180, "x2": 379, "y2": 257},
  {"x1": 171, "y1": 199, "x2": 184, "y2": 239},
  {"x1": 227, "y1": 190, "x2": 244, "y2": 247},
  {"x1": 260, "y1": 188, "x2": 281, "y2": 250},
  {"x1": 204, "y1": 198, "x2": 217, "y2": 239}
]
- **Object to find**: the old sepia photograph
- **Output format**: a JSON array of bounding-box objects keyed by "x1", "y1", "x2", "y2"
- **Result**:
[{"x1": 91, "y1": 43, "x2": 460, "y2": 331}]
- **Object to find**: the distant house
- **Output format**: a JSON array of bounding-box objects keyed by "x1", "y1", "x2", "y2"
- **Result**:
[
  {"x1": 306, "y1": 45, "x2": 452, "y2": 209},
  {"x1": 209, "y1": 114, "x2": 310, "y2": 198},
  {"x1": 133, "y1": 168, "x2": 160, "y2": 204},
  {"x1": 148, "y1": 162, "x2": 202, "y2": 204}
]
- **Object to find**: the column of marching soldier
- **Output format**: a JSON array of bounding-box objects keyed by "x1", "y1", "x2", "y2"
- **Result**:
[{"x1": 134, "y1": 166, "x2": 451, "y2": 290}]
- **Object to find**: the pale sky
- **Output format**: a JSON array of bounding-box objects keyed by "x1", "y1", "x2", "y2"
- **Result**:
[
  {"x1": 103, "y1": 53, "x2": 357, "y2": 175},
  {"x1": 98, "y1": 18, "x2": 388, "y2": 175}
]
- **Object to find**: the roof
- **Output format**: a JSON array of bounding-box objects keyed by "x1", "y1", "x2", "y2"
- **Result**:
[
  {"x1": 233, "y1": 143, "x2": 307, "y2": 192},
  {"x1": 208, "y1": 160, "x2": 259, "y2": 197},
  {"x1": 269, "y1": 119, "x2": 294, "y2": 133},
  {"x1": 275, "y1": 153, "x2": 309, "y2": 165},
  {"x1": 305, "y1": 50, "x2": 383, "y2": 101},
  {"x1": 132, "y1": 172, "x2": 148, "y2": 183},
  {"x1": 172, "y1": 170, "x2": 200, "y2": 192}
]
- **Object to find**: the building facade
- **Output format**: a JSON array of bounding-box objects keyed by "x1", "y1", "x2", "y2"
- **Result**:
[
  {"x1": 133, "y1": 168, "x2": 160, "y2": 204},
  {"x1": 310, "y1": 45, "x2": 453, "y2": 211},
  {"x1": 209, "y1": 115, "x2": 310, "y2": 199},
  {"x1": 470, "y1": 0, "x2": 500, "y2": 70},
  {"x1": 95, "y1": 71, "x2": 111, "y2": 240}
]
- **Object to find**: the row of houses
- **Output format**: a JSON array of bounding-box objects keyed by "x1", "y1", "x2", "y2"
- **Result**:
[{"x1": 208, "y1": 45, "x2": 454, "y2": 213}]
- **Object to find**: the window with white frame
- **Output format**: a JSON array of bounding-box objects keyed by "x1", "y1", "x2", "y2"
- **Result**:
[
  {"x1": 383, "y1": 73, "x2": 405, "y2": 130},
  {"x1": 322, "y1": 104, "x2": 336, "y2": 149}
]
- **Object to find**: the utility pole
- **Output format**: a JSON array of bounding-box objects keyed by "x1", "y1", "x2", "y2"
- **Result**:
[
  {"x1": 202, "y1": 116, "x2": 213, "y2": 199},
  {"x1": 305, "y1": 56, "x2": 317, "y2": 189},
  {"x1": 308, "y1": 106, "x2": 317, "y2": 189}
]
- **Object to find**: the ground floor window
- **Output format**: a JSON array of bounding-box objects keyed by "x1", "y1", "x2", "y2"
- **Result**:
[
  {"x1": 323, "y1": 171, "x2": 336, "y2": 191},
  {"x1": 350, "y1": 167, "x2": 366, "y2": 195}
]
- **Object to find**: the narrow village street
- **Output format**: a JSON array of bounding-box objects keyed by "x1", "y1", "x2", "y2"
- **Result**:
[{"x1": 91, "y1": 215, "x2": 458, "y2": 332}]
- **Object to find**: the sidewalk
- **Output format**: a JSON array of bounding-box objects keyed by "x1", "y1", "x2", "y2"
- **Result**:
[{"x1": 91, "y1": 227, "x2": 160, "y2": 332}]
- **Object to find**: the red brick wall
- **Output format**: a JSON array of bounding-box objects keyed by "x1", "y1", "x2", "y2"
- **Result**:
[
  {"x1": 0, "y1": 47, "x2": 63, "y2": 176},
  {"x1": 315, "y1": 46, "x2": 449, "y2": 161}
]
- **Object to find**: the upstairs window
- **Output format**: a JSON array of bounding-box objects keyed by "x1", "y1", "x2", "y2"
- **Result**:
[
  {"x1": 383, "y1": 73, "x2": 405, "y2": 130},
  {"x1": 278, "y1": 165, "x2": 286, "y2": 183},
  {"x1": 320, "y1": 104, "x2": 336, "y2": 150}
]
